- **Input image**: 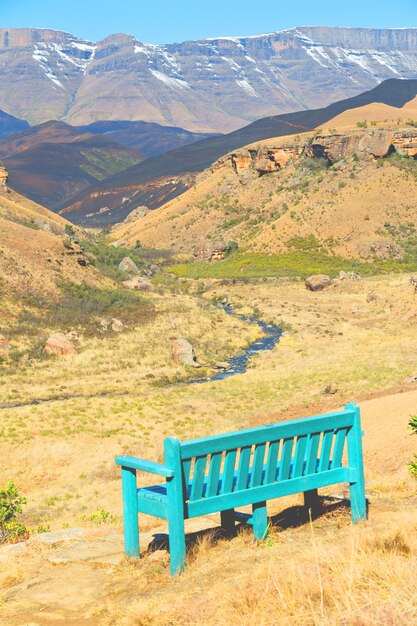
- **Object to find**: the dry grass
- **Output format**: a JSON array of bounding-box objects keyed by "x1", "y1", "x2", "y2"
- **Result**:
[
  {"x1": 93, "y1": 507, "x2": 417, "y2": 625},
  {"x1": 1, "y1": 273, "x2": 417, "y2": 624}
]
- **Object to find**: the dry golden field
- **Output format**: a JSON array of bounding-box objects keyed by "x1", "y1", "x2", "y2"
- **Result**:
[{"x1": 1, "y1": 272, "x2": 416, "y2": 624}]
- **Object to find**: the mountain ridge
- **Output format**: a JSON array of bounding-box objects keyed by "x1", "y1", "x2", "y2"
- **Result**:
[{"x1": 3, "y1": 26, "x2": 417, "y2": 132}]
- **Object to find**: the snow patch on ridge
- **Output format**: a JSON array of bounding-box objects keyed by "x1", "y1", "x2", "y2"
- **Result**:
[
  {"x1": 149, "y1": 69, "x2": 190, "y2": 89},
  {"x1": 32, "y1": 44, "x2": 66, "y2": 90}
]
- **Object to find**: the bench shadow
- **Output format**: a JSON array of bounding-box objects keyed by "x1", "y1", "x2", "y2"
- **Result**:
[{"x1": 145, "y1": 496, "x2": 361, "y2": 556}]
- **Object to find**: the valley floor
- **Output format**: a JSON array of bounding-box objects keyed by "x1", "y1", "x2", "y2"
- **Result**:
[{"x1": 1, "y1": 273, "x2": 417, "y2": 623}]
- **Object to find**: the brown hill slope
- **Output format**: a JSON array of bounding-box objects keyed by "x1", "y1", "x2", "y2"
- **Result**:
[
  {"x1": 0, "y1": 121, "x2": 143, "y2": 208},
  {"x1": 112, "y1": 124, "x2": 417, "y2": 262},
  {"x1": 0, "y1": 178, "x2": 93, "y2": 303}
]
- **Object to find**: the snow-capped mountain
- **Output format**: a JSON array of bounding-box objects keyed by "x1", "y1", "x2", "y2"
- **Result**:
[{"x1": 2, "y1": 26, "x2": 417, "y2": 132}]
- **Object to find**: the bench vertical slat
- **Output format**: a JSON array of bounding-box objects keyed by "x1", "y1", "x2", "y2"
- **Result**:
[
  {"x1": 265, "y1": 440, "x2": 280, "y2": 484},
  {"x1": 182, "y1": 459, "x2": 192, "y2": 496},
  {"x1": 331, "y1": 428, "x2": 347, "y2": 468},
  {"x1": 207, "y1": 452, "x2": 222, "y2": 497},
  {"x1": 250, "y1": 443, "x2": 266, "y2": 487},
  {"x1": 236, "y1": 446, "x2": 252, "y2": 490},
  {"x1": 190, "y1": 455, "x2": 208, "y2": 501},
  {"x1": 293, "y1": 435, "x2": 308, "y2": 478},
  {"x1": 221, "y1": 449, "x2": 237, "y2": 494},
  {"x1": 278, "y1": 437, "x2": 294, "y2": 480},
  {"x1": 305, "y1": 432, "x2": 321, "y2": 474},
  {"x1": 319, "y1": 430, "x2": 334, "y2": 472}
]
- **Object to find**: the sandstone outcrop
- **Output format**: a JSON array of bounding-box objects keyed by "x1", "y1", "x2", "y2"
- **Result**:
[
  {"x1": 305, "y1": 275, "x2": 333, "y2": 292},
  {"x1": 223, "y1": 129, "x2": 417, "y2": 180},
  {"x1": 44, "y1": 334, "x2": 77, "y2": 357}
]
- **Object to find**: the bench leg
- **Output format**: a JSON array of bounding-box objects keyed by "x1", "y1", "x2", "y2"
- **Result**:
[
  {"x1": 167, "y1": 510, "x2": 186, "y2": 576},
  {"x1": 121, "y1": 467, "x2": 140, "y2": 557},
  {"x1": 220, "y1": 508, "x2": 235, "y2": 535},
  {"x1": 349, "y1": 481, "x2": 367, "y2": 523},
  {"x1": 252, "y1": 501, "x2": 268, "y2": 541},
  {"x1": 304, "y1": 488, "x2": 321, "y2": 520}
]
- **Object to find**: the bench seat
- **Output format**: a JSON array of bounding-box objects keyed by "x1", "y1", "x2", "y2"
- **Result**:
[
  {"x1": 137, "y1": 460, "x2": 325, "y2": 506},
  {"x1": 115, "y1": 403, "x2": 366, "y2": 575}
]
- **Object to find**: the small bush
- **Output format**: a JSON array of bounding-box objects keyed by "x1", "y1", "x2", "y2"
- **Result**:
[
  {"x1": 409, "y1": 415, "x2": 417, "y2": 477},
  {"x1": 0, "y1": 482, "x2": 27, "y2": 543}
]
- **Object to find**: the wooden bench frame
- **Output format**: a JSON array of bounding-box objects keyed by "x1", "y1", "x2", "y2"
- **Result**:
[{"x1": 115, "y1": 403, "x2": 366, "y2": 575}]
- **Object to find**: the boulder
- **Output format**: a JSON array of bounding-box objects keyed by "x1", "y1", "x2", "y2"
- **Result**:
[
  {"x1": 0, "y1": 166, "x2": 8, "y2": 189},
  {"x1": 44, "y1": 334, "x2": 77, "y2": 357},
  {"x1": 123, "y1": 206, "x2": 148, "y2": 224},
  {"x1": 305, "y1": 275, "x2": 333, "y2": 292},
  {"x1": 122, "y1": 276, "x2": 154, "y2": 291},
  {"x1": 172, "y1": 339, "x2": 200, "y2": 367},
  {"x1": 111, "y1": 318, "x2": 124, "y2": 332},
  {"x1": 65, "y1": 330, "x2": 79, "y2": 342},
  {"x1": 339, "y1": 271, "x2": 361, "y2": 281},
  {"x1": 119, "y1": 257, "x2": 139, "y2": 274},
  {"x1": 214, "y1": 361, "x2": 230, "y2": 370}
]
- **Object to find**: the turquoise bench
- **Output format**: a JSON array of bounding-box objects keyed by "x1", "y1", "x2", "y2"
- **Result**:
[{"x1": 115, "y1": 403, "x2": 366, "y2": 575}]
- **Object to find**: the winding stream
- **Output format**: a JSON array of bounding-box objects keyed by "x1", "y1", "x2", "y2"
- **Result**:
[{"x1": 190, "y1": 305, "x2": 282, "y2": 384}]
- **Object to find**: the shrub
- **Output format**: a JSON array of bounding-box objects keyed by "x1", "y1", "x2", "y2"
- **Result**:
[
  {"x1": 0, "y1": 482, "x2": 27, "y2": 543},
  {"x1": 409, "y1": 415, "x2": 417, "y2": 477}
]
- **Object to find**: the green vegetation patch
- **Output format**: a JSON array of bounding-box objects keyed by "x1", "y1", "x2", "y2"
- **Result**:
[
  {"x1": 82, "y1": 237, "x2": 175, "y2": 280},
  {"x1": 168, "y1": 251, "x2": 417, "y2": 280}
]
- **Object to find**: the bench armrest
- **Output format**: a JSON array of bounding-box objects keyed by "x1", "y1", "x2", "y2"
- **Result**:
[{"x1": 115, "y1": 455, "x2": 175, "y2": 478}]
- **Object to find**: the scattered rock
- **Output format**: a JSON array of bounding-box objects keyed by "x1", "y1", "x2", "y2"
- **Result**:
[
  {"x1": 366, "y1": 291, "x2": 378, "y2": 303},
  {"x1": 44, "y1": 334, "x2": 77, "y2": 357},
  {"x1": 122, "y1": 276, "x2": 154, "y2": 291},
  {"x1": 65, "y1": 330, "x2": 79, "y2": 343},
  {"x1": 172, "y1": 339, "x2": 201, "y2": 367},
  {"x1": 339, "y1": 270, "x2": 361, "y2": 281},
  {"x1": 410, "y1": 276, "x2": 417, "y2": 293},
  {"x1": 305, "y1": 275, "x2": 333, "y2": 292},
  {"x1": 99, "y1": 319, "x2": 109, "y2": 332},
  {"x1": 122, "y1": 206, "x2": 149, "y2": 224},
  {"x1": 119, "y1": 256, "x2": 140, "y2": 274},
  {"x1": 0, "y1": 541, "x2": 26, "y2": 563},
  {"x1": 321, "y1": 383, "x2": 338, "y2": 395},
  {"x1": 214, "y1": 361, "x2": 230, "y2": 370},
  {"x1": 0, "y1": 165, "x2": 8, "y2": 189},
  {"x1": 111, "y1": 318, "x2": 124, "y2": 332},
  {"x1": 29, "y1": 527, "x2": 86, "y2": 545}
]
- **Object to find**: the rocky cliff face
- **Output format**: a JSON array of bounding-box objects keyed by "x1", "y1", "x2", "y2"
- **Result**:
[
  {"x1": 223, "y1": 129, "x2": 417, "y2": 177},
  {"x1": 2, "y1": 27, "x2": 417, "y2": 131}
]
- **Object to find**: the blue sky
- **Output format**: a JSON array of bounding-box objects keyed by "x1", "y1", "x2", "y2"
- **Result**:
[{"x1": 3, "y1": 0, "x2": 417, "y2": 43}]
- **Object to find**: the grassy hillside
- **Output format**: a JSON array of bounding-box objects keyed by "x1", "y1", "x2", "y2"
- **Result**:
[{"x1": 113, "y1": 121, "x2": 417, "y2": 280}]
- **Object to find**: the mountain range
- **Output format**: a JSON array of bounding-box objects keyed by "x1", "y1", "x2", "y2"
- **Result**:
[{"x1": 3, "y1": 27, "x2": 417, "y2": 133}]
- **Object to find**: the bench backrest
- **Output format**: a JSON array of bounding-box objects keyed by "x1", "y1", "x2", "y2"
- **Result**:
[{"x1": 164, "y1": 403, "x2": 362, "y2": 514}]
